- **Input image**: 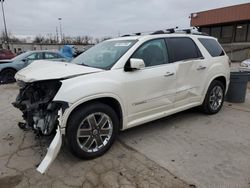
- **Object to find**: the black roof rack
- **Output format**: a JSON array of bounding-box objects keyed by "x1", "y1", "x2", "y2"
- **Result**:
[
  {"x1": 121, "y1": 34, "x2": 131, "y2": 37},
  {"x1": 121, "y1": 27, "x2": 207, "y2": 37},
  {"x1": 182, "y1": 29, "x2": 191, "y2": 34},
  {"x1": 151, "y1": 30, "x2": 165, "y2": 35},
  {"x1": 166, "y1": 27, "x2": 178, "y2": 33}
]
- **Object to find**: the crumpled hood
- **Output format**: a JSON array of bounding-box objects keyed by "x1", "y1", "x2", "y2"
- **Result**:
[{"x1": 15, "y1": 60, "x2": 103, "y2": 82}]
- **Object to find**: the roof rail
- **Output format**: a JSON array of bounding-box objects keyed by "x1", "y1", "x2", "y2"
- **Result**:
[
  {"x1": 121, "y1": 27, "x2": 207, "y2": 37},
  {"x1": 151, "y1": 30, "x2": 165, "y2": 35},
  {"x1": 121, "y1": 34, "x2": 131, "y2": 37},
  {"x1": 166, "y1": 27, "x2": 178, "y2": 33}
]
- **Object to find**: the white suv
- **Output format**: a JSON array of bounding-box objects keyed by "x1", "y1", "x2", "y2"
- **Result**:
[{"x1": 13, "y1": 31, "x2": 230, "y2": 173}]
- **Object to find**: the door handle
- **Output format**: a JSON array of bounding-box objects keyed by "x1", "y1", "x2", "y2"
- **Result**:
[
  {"x1": 197, "y1": 66, "x2": 206, "y2": 70},
  {"x1": 164, "y1": 72, "x2": 175, "y2": 77}
]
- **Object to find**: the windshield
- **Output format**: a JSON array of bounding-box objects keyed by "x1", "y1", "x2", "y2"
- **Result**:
[
  {"x1": 72, "y1": 40, "x2": 137, "y2": 69},
  {"x1": 11, "y1": 51, "x2": 32, "y2": 61}
]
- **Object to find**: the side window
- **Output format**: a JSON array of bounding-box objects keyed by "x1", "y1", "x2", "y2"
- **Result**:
[
  {"x1": 131, "y1": 39, "x2": 169, "y2": 67},
  {"x1": 198, "y1": 38, "x2": 225, "y2": 57},
  {"x1": 27, "y1": 53, "x2": 43, "y2": 60},
  {"x1": 166, "y1": 37, "x2": 202, "y2": 63},
  {"x1": 45, "y1": 52, "x2": 58, "y2": 59}
]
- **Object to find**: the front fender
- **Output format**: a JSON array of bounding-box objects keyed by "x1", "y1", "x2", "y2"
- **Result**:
[{"x1": 55, "y1": 92, "x2": 126, "y2": 129}]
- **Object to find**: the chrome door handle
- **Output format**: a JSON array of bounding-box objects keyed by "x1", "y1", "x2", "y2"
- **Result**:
[
  {"x1": 164, "y1": 72, "x2": 175, "y2": 77},
  {"x1": 197, "y1": 66, "x2": 206, "y2": 70}
]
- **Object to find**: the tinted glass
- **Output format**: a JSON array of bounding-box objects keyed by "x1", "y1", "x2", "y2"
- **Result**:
[
  {"x1": 235, "y1": 24, "x2": 247, "y2": 42},
  {"x1": 45, "y1": 52, "x2": 58, "y2": 59},
  {"x1": 199, "y1": 38, "x2": 225, "y2": 57},
  {"x1": 27, "y1": 53, "x2": 43, "y2": 60},
  {"x1": 131, "y1": 39, "x2": 169, "y2": 67},
  {"x1": 221, "y1": 25, "x2": 233, "y2": 43},
  {"x1": 211, "y1": 27, "x2": 221, "y2": 39},
  {"x1": 247, "y1": 24, "x2": 250, "y2": 42},
  {"x1": 166, "y1": 37, "x2": 201, "y2": 62},
  {"x1": 200, "y1": 27, "x2": 210, "y2": 35}
]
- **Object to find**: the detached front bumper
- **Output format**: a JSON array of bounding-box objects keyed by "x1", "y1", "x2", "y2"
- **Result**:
[
  {"x1": 37, "y1": 126, "x2": 62, "y2": 174},
  {"x1": 36, "y1": 108, "x2": 65, "y2": 174}
]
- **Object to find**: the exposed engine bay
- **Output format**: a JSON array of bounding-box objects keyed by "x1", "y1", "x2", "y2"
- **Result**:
[{"x1": 12, "y1": 80, "x2": 65, "y2": 135}]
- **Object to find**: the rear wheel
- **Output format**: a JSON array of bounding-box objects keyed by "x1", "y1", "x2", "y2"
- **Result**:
[
  {"x1": 0, "y1": 69, "x2": 16, "y2": 84},
  {"x1": 201, "y1": 80, "x2": 225, "y2": 114},
  {"x1": 66, "y1": 102, "x2": 119, "y2": 159}
]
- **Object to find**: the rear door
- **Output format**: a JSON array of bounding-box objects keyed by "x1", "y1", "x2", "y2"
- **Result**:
[{"x1": 166, "y1": 37, "x2": 207, "y2": 107}]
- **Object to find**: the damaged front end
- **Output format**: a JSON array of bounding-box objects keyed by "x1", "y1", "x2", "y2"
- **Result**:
[
  {"x1": 13, "y1": 80, "x2": 64, "y2": 135},
  {"x1": 12, "y1": 80, "x2": 67, "y2": 173}
]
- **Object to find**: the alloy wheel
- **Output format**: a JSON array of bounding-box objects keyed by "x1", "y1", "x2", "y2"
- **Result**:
[
  {"x1": 209, "y1": 86, "x2": 223, "y2": 111},
  {"x1": 76, "y1": 112, "x2": 113, "y2": 153}
]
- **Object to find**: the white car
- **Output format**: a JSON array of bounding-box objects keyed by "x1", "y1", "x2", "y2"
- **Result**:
[
  {"x1": 241, "y1": 59, "x2": 250, "y2": 69},
  {"x1": 13, "y1": 31, "x2": 230, "y2": 173}
]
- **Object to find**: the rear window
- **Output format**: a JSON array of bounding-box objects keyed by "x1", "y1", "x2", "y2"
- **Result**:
[
  {"x1": 198, "y1": 38, "x2": 225, "y2": 57},
  {"x1": 166, "y1": 37, "x2": 202, "y2": 63}
]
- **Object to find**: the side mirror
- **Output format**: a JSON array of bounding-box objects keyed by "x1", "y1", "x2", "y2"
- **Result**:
[
  {"x1": 129, "y1": 58, "x2": 145, "y2": 70},
  {"x1": 23, "y1": 58, "x2": 29, "y2": 63}
]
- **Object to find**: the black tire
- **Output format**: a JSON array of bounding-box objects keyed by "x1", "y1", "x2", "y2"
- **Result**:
[
  {"x1": 201, "y1": 80, "x2": 225, "y2": 114},
  {"x1": 0, "y1": 69, "x2": 16, "y2": 84},
  {"x1": 66, "y1": 102, "x2": 119, "y2": 159}
]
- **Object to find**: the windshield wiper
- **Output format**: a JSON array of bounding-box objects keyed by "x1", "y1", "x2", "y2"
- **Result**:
[{"x1": 81, "y1": 62, "x2": 91, "y2": 67}]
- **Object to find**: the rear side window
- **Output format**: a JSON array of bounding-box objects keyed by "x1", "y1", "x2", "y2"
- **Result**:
[
  {"x1": 44, "y1": 52, "x2": 59, "y2": 59},
  {"x1": 166, "y1": 37, "x2": 202, "y2": 63},
  {"x1": 198, "y1": 38, "x2": 225, "y2": 57}
]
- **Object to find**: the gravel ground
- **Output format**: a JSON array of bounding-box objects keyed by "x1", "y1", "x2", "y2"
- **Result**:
[{"x1": 0, "y1": 84, "x2": 189, "y2": 188}]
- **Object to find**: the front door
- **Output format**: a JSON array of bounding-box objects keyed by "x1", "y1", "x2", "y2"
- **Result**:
[{"x1": 123, "y1": 38, "x2": 177, "y2": 128}]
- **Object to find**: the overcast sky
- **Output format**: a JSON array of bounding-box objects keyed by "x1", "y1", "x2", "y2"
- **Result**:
[{"x1": 0, "y1": 0, "x2": 249, "y2": 38}]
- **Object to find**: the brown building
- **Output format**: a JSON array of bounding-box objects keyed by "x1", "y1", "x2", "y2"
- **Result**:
[{"x1": 190, "y1": 3, "x2": 250, "y2": 61}]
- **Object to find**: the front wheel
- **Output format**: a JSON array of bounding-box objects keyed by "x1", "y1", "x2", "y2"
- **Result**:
[
  {"x1": 201, "y1": 80, "x2": 225, "y2": 114},
  {"x1": 0, "y1": 69, "x2": 16, "y2": 84},
  {"x1": 66, "y1": 102, "x2": 119, "y2": 159}
]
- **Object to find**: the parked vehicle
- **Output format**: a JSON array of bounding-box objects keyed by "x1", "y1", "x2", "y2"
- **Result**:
[
  {"x1": 13, "y1": 30, "x2": 230, "y2": 173},
  {"x1": 0, "y1": 50, "x2": 68, "y2": 84},
  {"x1": 240, "y1": 59, "x2": 250, "y2": 69},
  {"x1": 0, "y1": 49, "x2": 15, "y2": 60}
]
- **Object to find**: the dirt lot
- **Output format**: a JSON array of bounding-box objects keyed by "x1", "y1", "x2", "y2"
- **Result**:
[{"x1": 0, "y1": 83, "x2": 250, "y2": 188}]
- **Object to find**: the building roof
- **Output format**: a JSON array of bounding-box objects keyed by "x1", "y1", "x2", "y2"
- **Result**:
[{"x1": 190, "y1": 3, "x2": 250, "y2": 27}]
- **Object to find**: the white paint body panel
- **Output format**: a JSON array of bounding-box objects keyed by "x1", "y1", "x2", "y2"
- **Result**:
[
  {"x1": 37, "y1": 126, "x2": 62, "y2": 174},
  {"x1": 16, "y1": 33, "x2": 230, "y2": 174},
  {"x1": 16, "y1": 34, "x2": 230, "y2": 132},
  {"x1": 15, "y1": 60, "x2": 103, "y2": 82}
]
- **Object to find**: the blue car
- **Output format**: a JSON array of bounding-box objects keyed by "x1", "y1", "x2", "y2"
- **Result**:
[{"x1": 0, "y1": 50, "x2": 68, "y2": 84}]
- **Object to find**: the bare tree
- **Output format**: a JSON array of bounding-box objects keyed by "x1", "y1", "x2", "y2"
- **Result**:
[
  {"x1": 100, "y1": 37, "x2": 112, "y2": 42},
  {"x1": 82, "y1": 35, "x2": 93, "y2": 45},
  {"x1": 0, "y1": 30, "x2": 27, "y2": 43},
  {"x1": 94, "y1": 38, "x2": 100, "y2": 44},
  {"x1": 33, "y1": 35, "x2": 44, "y2": 44}
]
